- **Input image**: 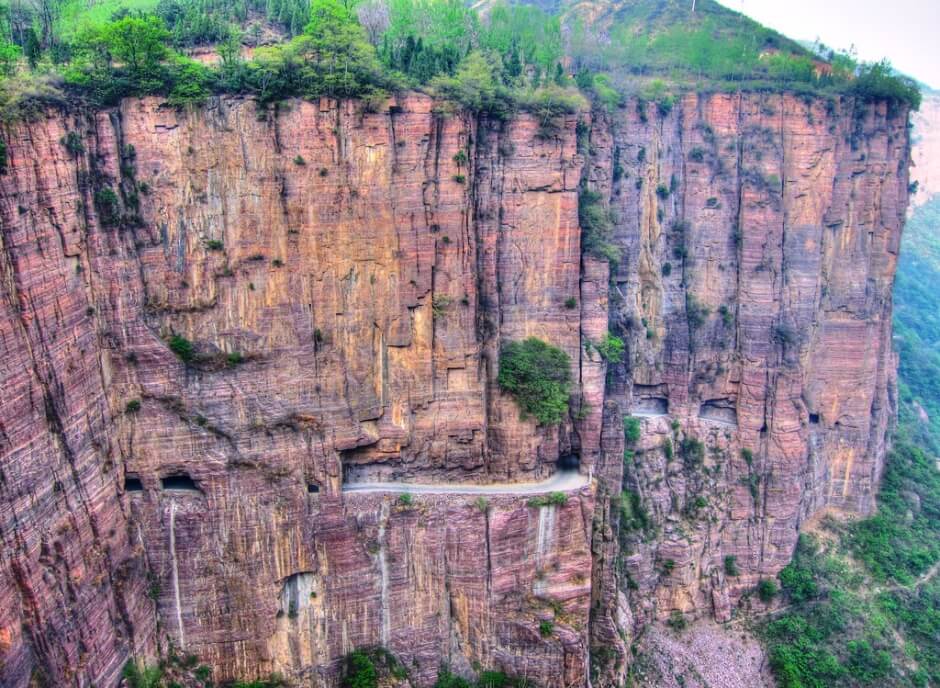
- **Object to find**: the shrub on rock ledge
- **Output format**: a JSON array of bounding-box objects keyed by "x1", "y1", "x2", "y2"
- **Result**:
[{"x1": 498, "y1": 337, "x2": 571, "y2": 425}]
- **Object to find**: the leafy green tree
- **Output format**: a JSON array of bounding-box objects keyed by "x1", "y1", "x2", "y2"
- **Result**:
[
  {"x1": 168, "y1": 56, "x2": 212, "y2": 106},
  {"x1": 246, "y1": 43, "x2": 300, "y2": 103},
  {"x1": 103, "y1": 16, "x2": 170, "y2": 84},
  {"x1": 852, "y1": 60, "x2": 921, "y2": 110},
  {"x1": 431, "y1": 51, "x2": 508, "y2": 114},
  {"x1": 498, "y1": 337, "x2": 572, "y2": 425},
  {"x1": 66, "y1": 16, "x2": 172, "y2": 102},
  {"x1": 342, "y1": 650, "x2": 377, "y2": 688},
  {"x1": 297, "y1": 0, "x2": 386, "y2": 98},
  {"x1": 217, "y1": 28, "x2": 248, "y2": 90},
  {"x1": 0, "y1": 40, "x2": 19, "y2": 76},
  {"x1": 479, "y1": 2, "x2": 562, "y2": 76}
]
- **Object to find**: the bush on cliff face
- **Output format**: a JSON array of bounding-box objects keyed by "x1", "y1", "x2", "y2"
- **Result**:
[
  {"x1": 121, "y1": 661, "x2": 164, "y2": 688},
  {"x1": 579, "y1": 189, "x2": 620, "y2": 264},
  {"x1": 757, "y1": 578, "x2": 778, "y2": 602},
  {"x1": 623, "y1": 416, "x2": 641, "y2": 445},
  {"x1": 594, "y1": 333, "x2": 625, "y2": 363},
  {"x1": 498, "y1": 337, "x2": 571, "y2": 426},
  {"x1": 168, "y1": 334, "x2": 195, "y2": 362},
  {"x1": 528, "y1": 491, "x2": 567, "y2": 507},
  {"x1": 342, "y1": 648, "x2": 408, "y2": 688},
  {"x1": 343, "y1": 650, "x2": 378, "y2": 688}
]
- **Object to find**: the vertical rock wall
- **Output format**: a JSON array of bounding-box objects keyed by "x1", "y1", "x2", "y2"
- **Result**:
[
  {"x1": 0, "y1": 90, "x2": 911, "y2": 687},
  {"x1": 585, "y1": 93, "x2": 908, "y2": 652},
  {"x1": 0, "y1": 94, "x2": 597, "y2": 687}
]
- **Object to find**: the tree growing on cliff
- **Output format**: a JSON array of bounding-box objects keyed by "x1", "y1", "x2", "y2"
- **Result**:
[
  {"x1": 498, "y1": 337, "x2": 571, "y2": 426},
  {"x1": 167, "y1": 55, "x2": 212, "y2": 106},
  {"x1": 431, "y1": 50, "x2": 507, "y2": 114},
  {"x1": 244, "y1": 0, "x2": 388, "y2": 103},
  {"x1": 65, "y1": 16, "x2": 173, "y2": 102},
  {"x1": 299, "y1": 0, "x2": 386, "y2": 98},
  {"x1": 103, "y1": 16, "x2": 170, "y2": 81},
  {"x1": 851, "y1": 60, "x2": 921, "y2": 111}
]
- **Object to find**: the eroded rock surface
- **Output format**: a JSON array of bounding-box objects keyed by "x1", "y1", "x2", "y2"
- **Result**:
[{"x1": 0, "y1": 91, "x2": 910, "y2": 687}]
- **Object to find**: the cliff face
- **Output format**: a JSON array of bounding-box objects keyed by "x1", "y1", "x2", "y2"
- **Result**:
[
  {"x1": 0, "y1": 90, "x2": 910, "y2": 687},
  {"x1": 585, "y1": 94, "x2": 908, "y2": 682}
]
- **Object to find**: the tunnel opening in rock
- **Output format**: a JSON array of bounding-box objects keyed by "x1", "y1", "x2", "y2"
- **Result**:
[
  {"x1": 809, "y1": 413, "x2": 820, "y2": 424},
  {"x1": 339, "y1": 443, "x2": 409, "y2": 484},
  {"x1": 633, "y1": 397, "x2": 669, "y2": 416},
  {"x1": 558, "y1": 454, "x2": 580, "y2": 470},
  {"x1": 307, "y1": 483, "x2": 320, "y2": 494},
  {"x1": 632, "y1": 384, "x2": 669, "y2": 416},
  {"x1": 698, "y1": 399, "x2": 738, "y2": 426},
  {"x1": 277, "y1": 572, "x2": 316, "y2": 619},
  {"x1": 124, "y1": 476, "x2": 144, "y2": 492},
  {"x1": 161, "y1": 474, "x2": 200, "y2": 492}
]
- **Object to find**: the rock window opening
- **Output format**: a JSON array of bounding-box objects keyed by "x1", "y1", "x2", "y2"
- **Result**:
[
  {"x1": 124, "y1": 476, "x2": 144, "y2": 492},
  {"x1": 633, "y1": 397, "x2": 669, "y2": 416},
  {"x1": 698, "y1": 399, "x2": 738, "y2": 426},
  {"x1": 307, "y1": 483, "x2": 320, "y2": 494},
  {"x1": 161, "y1": 474, "x2": 200, "y2": 491}
]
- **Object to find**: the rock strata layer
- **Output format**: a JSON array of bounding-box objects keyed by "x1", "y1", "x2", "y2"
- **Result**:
[{"x1": 0, "y1": 91, "x2": 910, "y2": 687}]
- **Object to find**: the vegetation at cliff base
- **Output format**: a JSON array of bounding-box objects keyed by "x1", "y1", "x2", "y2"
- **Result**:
[
  {"x1": 341, "y1": 648, "x2": 409, "y2": 688},
  {"x1": 121, "y1": 654, "x2": 288, "y2": 687},
  {"x1": 759, "y1": 195, "x2": 940, "y2": 688},
  {"x1": 498, "y1": 337, "x2": 571, "y2": 425},
  {"x1": 434, "y1": 668, "x2": 530, "y2": 688},
  {"x1": 122, "y1": 661, "x2": 163, "y2": 688}
]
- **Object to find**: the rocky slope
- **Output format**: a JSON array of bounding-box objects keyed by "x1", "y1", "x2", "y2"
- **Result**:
[{"x1": 0, "y1": 90, "x2": 911, "y2": 687}]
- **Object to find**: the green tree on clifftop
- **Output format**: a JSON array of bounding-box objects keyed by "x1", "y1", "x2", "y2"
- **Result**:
[{"x1": 300, "y1": 0, "x2": 385, "y2": 97}]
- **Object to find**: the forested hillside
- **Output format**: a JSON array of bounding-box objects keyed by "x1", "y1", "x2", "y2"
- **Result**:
[
  {"x1": 0, "y1": 0, "x2": 919, "y2": 122},
  {"x1": 895, "y1": 197, "x2": 940, "y2": 454}
]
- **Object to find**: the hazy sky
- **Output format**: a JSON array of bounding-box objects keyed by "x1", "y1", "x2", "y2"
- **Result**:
[{"x1": 716, "y1": 0, "x2": 940, "y2": 89}]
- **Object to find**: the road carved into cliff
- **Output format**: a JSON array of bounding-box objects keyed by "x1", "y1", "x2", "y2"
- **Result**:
[{"x1": 342, "y1": 469, "x2": 589, "y2": 494}]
